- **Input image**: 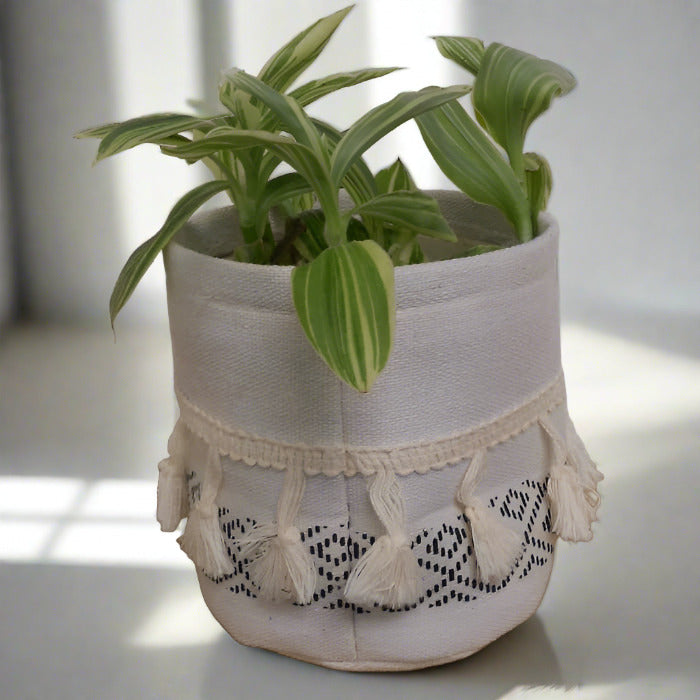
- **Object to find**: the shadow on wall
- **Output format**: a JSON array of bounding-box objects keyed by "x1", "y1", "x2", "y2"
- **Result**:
[{"x1": 0, "y1": 0, "x2": 122, "y2": 322}]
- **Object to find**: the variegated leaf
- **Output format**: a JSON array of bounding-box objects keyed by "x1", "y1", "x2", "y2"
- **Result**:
[
  {"x1": 289, "y1": 67, "x2": 401, "y2": 107},
  {"x1": 163, "y1": 128, "x2": 341, "y2": 243},
  {"x1": 257, "y1": 172, "x2": 314, "y2": 215},
  {"x1": 330, "y1": 84, "x2": 470, "y2": 185},
  {"x1": 432, "y1": 36, "x2": 485, "y2": 76},
  {"x1": 109, "y1": 180, "x2": 229, "y2": 325},
  {"x1": 416, "y1": 101, "x2": 532, "y2": 241},
  {"x1": 221, "y1": 70, "x2": 325, "y2": 156},
  {"x1": 473, "y1": 43, "x2": 576, "y2": 179},
  {"x1": 87, "y1": 113, "x2": 215, "y2": 162},
  {"x1": 257, "y1": 5, "x2": 353, "y2": 92},
  {"x1": 374, "y1": 157, "x2": 416, "y2": 194},
  {"x1": 352, "y1": 191, "x2": 456, "y2": 241},
  {"x1": 291, "y1": 239, "x2": 395, "y2": 392}
]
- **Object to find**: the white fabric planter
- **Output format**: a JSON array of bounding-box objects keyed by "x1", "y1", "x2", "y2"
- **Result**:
[{"x1": 158, "y1": 191, "x2": 602, "y2": 671}]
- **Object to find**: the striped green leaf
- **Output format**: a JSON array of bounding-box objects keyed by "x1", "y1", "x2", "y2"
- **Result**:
[
  {"x1": 109, "y1": 180, "x2": 229, "y2": 326},
  {"x1": 86, "y1": 113, "x2": 214, "y2": 162},
  {"x1": 473, "y1": 43, "x2": 576, "y2": 179},
  {"x1": 432, "y1": 36, "x2": 485, "y2": 76},
  {"x1": 330, "y1": 84, "x2": 470, "y2": 185},
  {"x1": 352, "y1": 191, "x2": 456, "y2": 241},
  {"x1": 292, "y1": 210, "x2": 328, "y2": 262},
  {"x1": 257, "y1": 5, "x2": 353, "y2": 92},
  {"x1": 257, "y1": 172, "x2": 313, "y2": 215},
  {"x1": 74, "y1": 122, "x2": 120, "y2": 139},
  {"x1": 289, "y1": 67, "x2": 401, "y2": 107},
  {"x1": 416, "y1": 101, "x2": 531, "y2": 241},
  {"x1": 524, "y1": 151, "x2": 552, "y2": 233},
  {"x1": 374, "y1": 157, "x2": 416, "y2": 194},
  {"x1": 221, "y1": 70, "x2": 325, "y2": 156},
  {"x1": 292, "y1": 239, "x2": 395, "y2": 392},
  {"x1": 312, "y1": 119, "x2": 377, "y2": 204},
  {"x1": 164, "y1": 128, "x2": 343, "y2": 244}
]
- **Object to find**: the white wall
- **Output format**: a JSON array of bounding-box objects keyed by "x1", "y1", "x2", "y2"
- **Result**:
[{"x1": 0, "y1": 0, "x2": 698, "y2": 324}]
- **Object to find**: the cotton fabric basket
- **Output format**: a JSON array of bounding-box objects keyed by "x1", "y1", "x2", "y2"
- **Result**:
[{"x1": 157, "y1": 191, "x2": 602, "y2": 672}]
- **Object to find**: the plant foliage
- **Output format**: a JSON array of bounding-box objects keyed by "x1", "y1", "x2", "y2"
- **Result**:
[{"x1": 77, "y1": 6, "x2": 574, "y2": 392}]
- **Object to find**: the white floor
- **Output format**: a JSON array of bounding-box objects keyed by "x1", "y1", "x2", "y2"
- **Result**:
[{"x1": 1, "y1": 319, "x2": 698, "y2": 700}]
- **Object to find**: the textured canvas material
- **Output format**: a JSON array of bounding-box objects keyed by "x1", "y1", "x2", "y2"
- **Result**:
[{"x1": 162, "y1": 192, "x2": 588, "y2": 670}]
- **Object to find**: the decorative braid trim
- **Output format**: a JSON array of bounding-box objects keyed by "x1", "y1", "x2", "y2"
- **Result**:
[{"x1": 176, "y1": 372, "x2": 566, "y2": 478}]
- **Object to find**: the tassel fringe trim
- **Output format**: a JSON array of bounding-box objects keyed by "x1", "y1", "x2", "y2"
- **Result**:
[
  {"x1": 238, "y1": 465, "x2": 316, "y2": 605},
  {"x1": 177, "y1": 444, "x2": 235, "y2": 577},
  {"x1": 156, "y1": 419, "x2": 190, "y2": 532},
  {"x1": 539, "y1": 415, "x2": 603, "y2": 543},
  {"x1": 158, "y1": 372, "x2": 604, "y2": 606},
  {"x1": 457, "y1": 449, "x2": 522, "y2": 583},
  {"x1": 343, "y1": 465, "x2": 421, "y2": 609},
  {"x1": 175, "y1": 373, "x2": 567, "y2": 477}
]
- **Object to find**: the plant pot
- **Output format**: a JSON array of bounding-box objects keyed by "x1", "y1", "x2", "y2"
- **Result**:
[{"x1": 157, "y1": 190, "x2": 602, "y2": 672}]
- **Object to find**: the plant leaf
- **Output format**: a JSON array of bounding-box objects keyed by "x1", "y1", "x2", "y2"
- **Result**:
[
  {"x1": 221, "y1": 70, "x2": 325, "y2": 155},
  {"x1": 291, "y1": 239, "x2": 395, "y2": 392},
  {"x1": 432, "y1": 36, "x2": 485, "y2": 76},
  {"x1": 312, "y1": 118, "x2": 377, "y2": 204},
  {"x1": 292, "y1": 210, "x2": 329, "y2": 262},
  {"x1": 472, "y1": 43, "x2": 576, "y2": 173},
  {"x1": 109, "y1": 180, "x2": 229, "y2": 326},
  {"x1": 257, "y1": 172, "x2": 314, "y2": 214},
  {"x1": 88, "y1": 113, "x2": 215, "y2": 162},
  {"x1": 257, "y1": 5, "x2": 353, "y2": 92},
  {"x1": 416, "y1": 100, "x2": 531, "y2": 241},
  {"x1": 374, "y1": 157, "x2": 416, "y2": 194},
  {"x1": 352, "y1": 191, "x2": 456, "y2": 241},
  {"x1": 289, "y1": 67, "x2": 402, "y2": 107},
  {"x1": 524, "y1": 151, "x2": 552, "y2": 233},
  {"x1": 330, "y1": 84, "x2": 470, "y2": 185},
  {"x1": 163, "y1": 129, "x2": 332, "y2": 206}
]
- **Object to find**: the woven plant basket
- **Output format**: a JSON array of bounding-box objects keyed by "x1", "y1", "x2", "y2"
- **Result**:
[{"x1": 156, "y1": 191, "x2": 602, "y2": 672}]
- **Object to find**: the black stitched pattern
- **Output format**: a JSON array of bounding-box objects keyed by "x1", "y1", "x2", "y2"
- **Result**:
[{"x1": 200, "y1": 479, "x2": 554, "y2": 612}]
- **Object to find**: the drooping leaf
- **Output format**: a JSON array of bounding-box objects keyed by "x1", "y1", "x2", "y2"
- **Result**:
[
  {"x1": 524, "y1": 151, "x2": 552, "y2": 233},
  {"x1": 351, "y1": 190, "x2": 456, "y2": 241},
  {"x1": 330, "y1": 84, "x2": 470, "y2": 185},
  {"x1": 291, "y1": 239, "x2": 395, "y2": 392},
  {"x1": 432, "y1": 36, "x2": 485, "y2": 76},
  {"x1": 87, "y1": 113, "x2": 215, "y2": 162},
  {"x1": 472, "y1": 43, "x2": 576, "y2": 178},
  {"x1": 416, "y1": 101, "x2": 531, "y2": 241},
  {"x1": 374, "y1": 157, "x2": 416, "y2": 194},
  {"x1": 109, "y1": 180, "x2": 229, "y2": 326},
  {"x1": 289, "y1": 67, "x2": 401, "y2": 107},
  {"x1": 257, "y1": 5, "x2": 353, "y2": 92}
]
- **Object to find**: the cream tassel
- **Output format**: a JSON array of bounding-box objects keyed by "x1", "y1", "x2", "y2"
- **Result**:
[
  {"x1": 177, "y1": 443, "x2": 235, "y2": 577},
  {"x1": 566, "y1": 416, "x2": 604, "y2": 493},
  {"x1": 456, "y1": 449, "x2": 522, "y2": 584},
  {"x1": 540, "y1": 414, "x2": 600, "y2": 543},
  {"x1": 156, "y1": 419, "x2": 190, "y2": 532},
  {"x1": 239, "y1": 464, "x2": 316, "y2": 605},
  {"x1": 344, "y1": 464, "x2": 421, "y2": 610}
]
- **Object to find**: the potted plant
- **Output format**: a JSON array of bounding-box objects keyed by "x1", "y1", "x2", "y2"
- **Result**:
[{"x1": 77, "y1": 6, "x2": 602, "y2": 672}]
